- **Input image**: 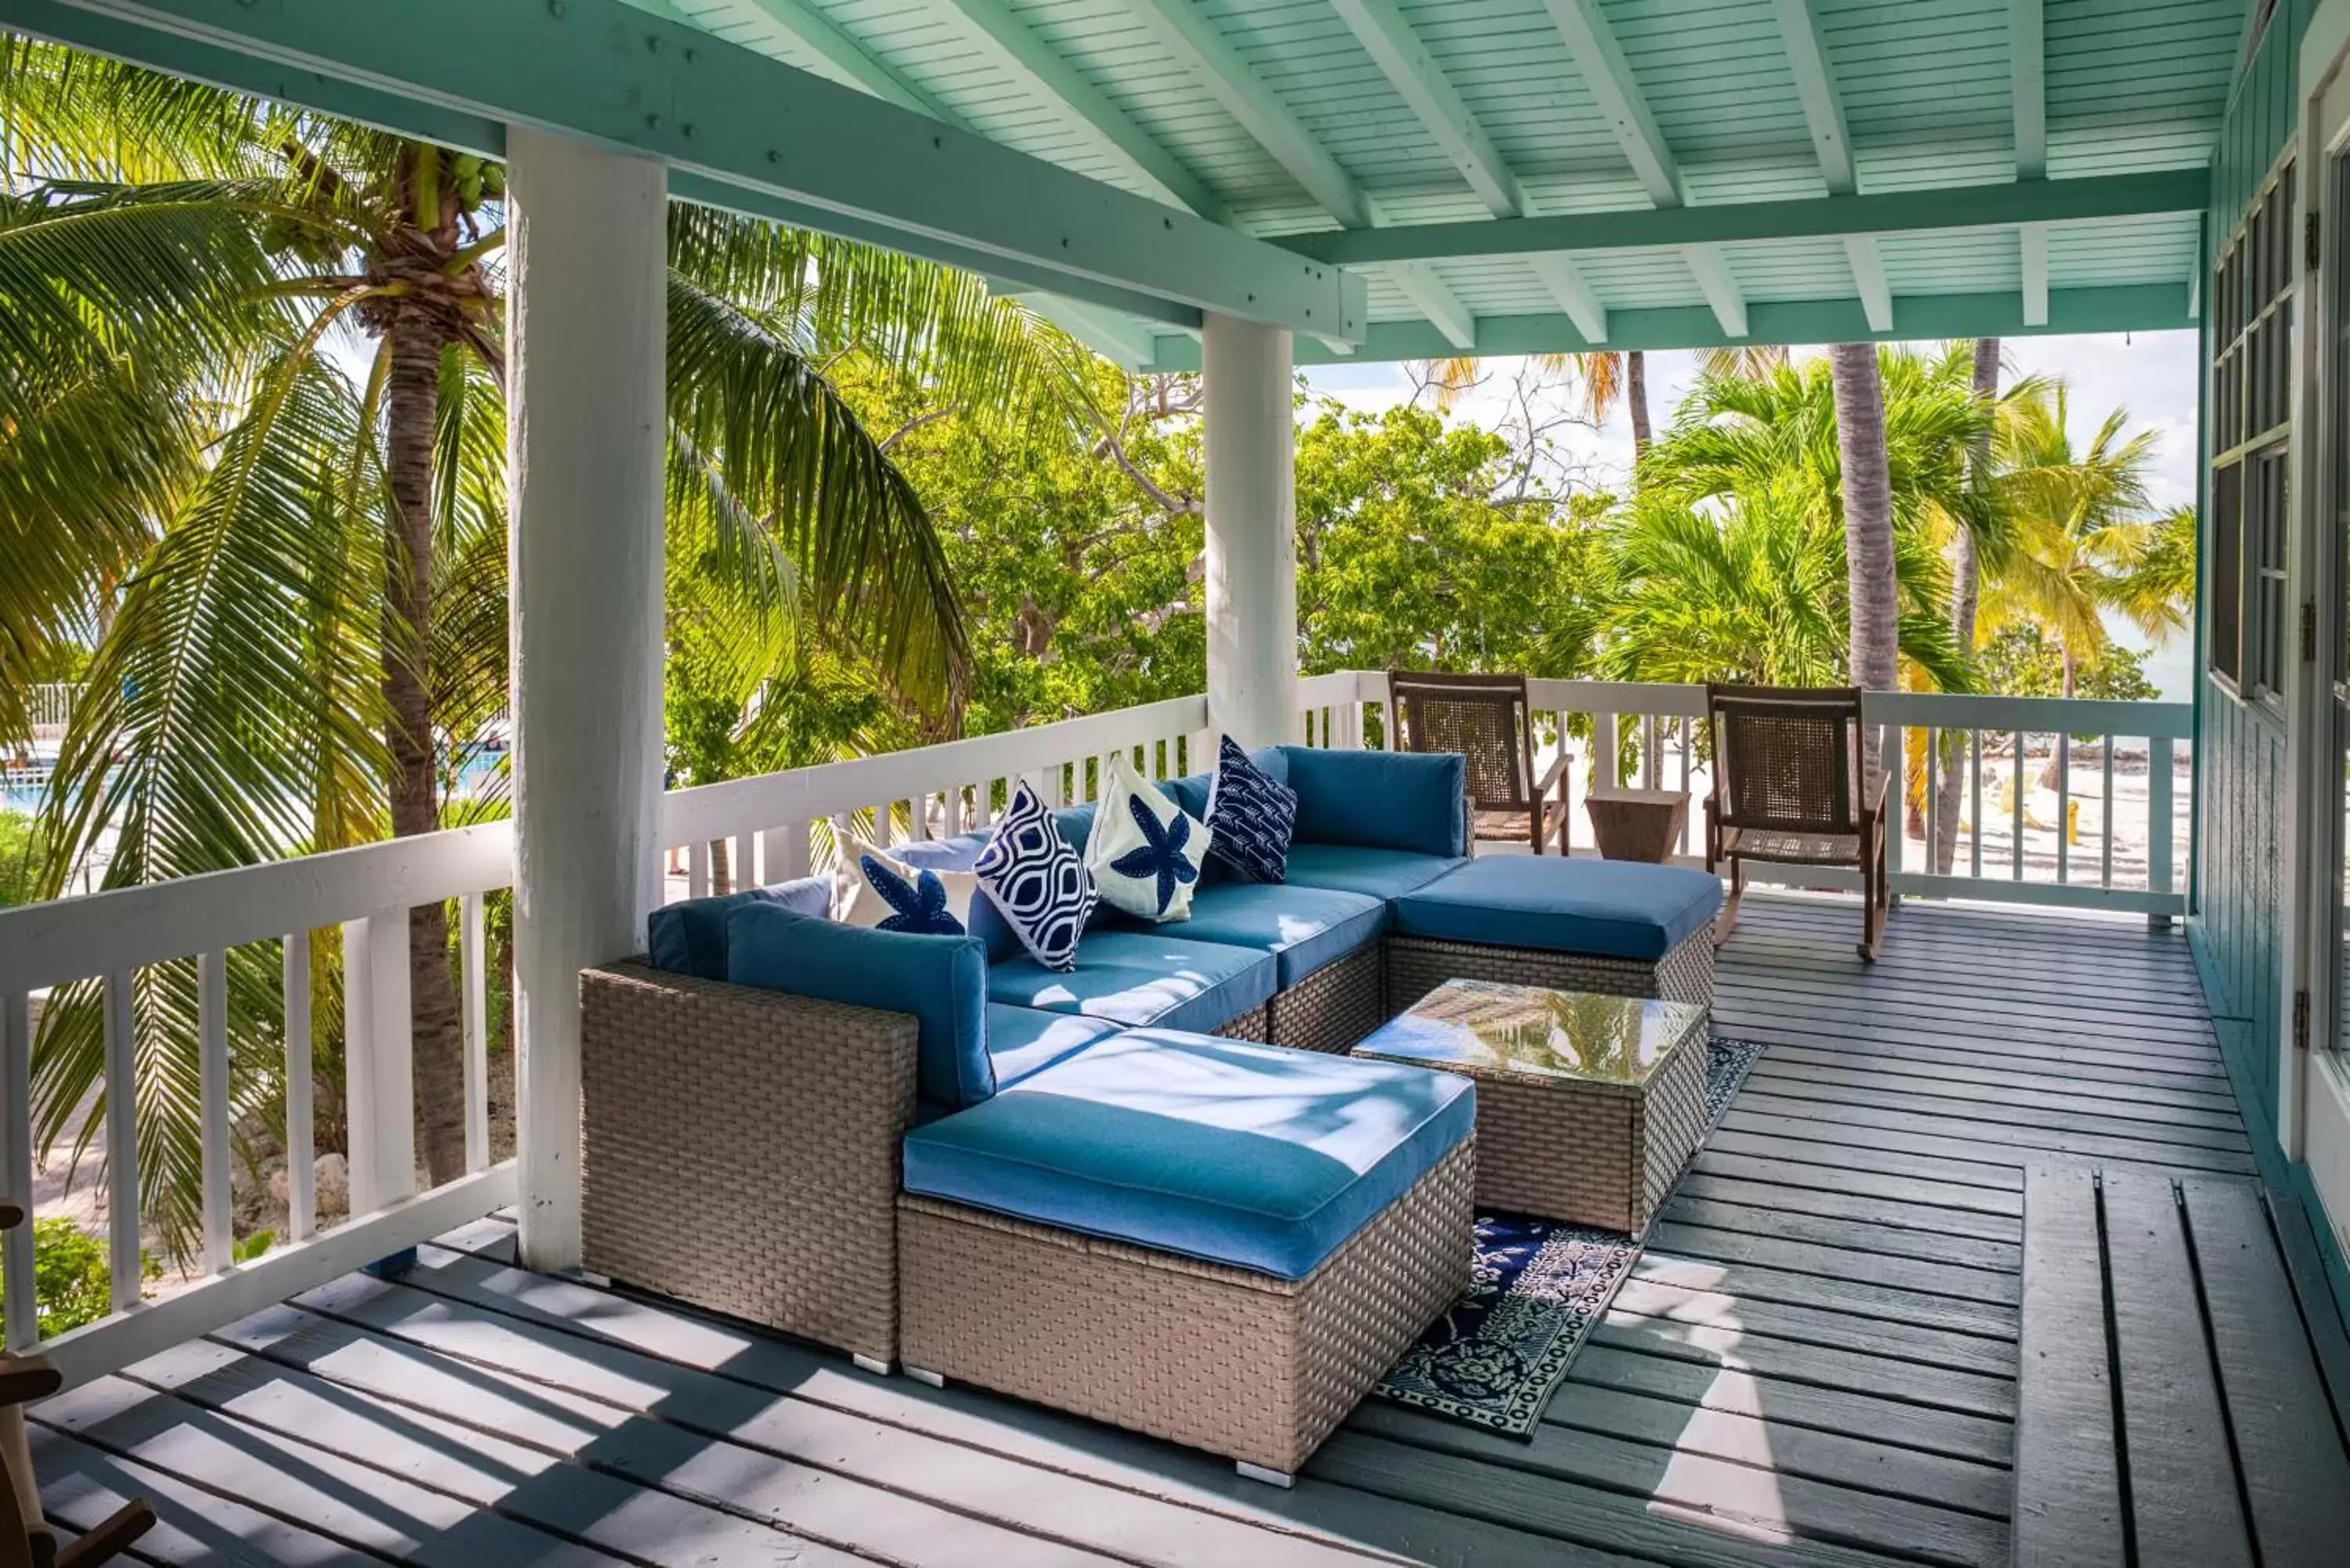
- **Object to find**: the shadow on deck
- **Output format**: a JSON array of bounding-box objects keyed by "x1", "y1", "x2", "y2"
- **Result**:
[{"x1": 27, "y1": 894, "x2": 2350, "y2": 1566}]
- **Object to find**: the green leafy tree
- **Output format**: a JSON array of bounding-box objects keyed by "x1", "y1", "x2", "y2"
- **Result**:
[{"x1": 0, "y1": 39, "x2": 1086, "y2": 1253}]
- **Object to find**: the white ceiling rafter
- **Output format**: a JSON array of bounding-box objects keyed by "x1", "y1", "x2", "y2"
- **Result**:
[
  {"x1": 2012, "y1": 0, "x2": 2047, "y2": 181},
  {"x1": 933, "y1": 0, "x2": 1233, "y2": 223},
  {"x1": 1539, "y1": 0, "x2": 1746, "y2": 338},
  {"x1": 681, "y1": 0, "x2": 948, "y2": 118},
  {"x1": 1773, "y1": 0, "x2": 1889, "y2": 332},
  {"x1": 1331, "y1": 0, "x2": 1606, "y2": 342},
  {"x1": 1122, "y1": 0, "x2": 1478, "y2": 350}
]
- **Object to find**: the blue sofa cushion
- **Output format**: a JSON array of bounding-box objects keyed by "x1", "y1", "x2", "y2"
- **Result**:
[
  {"x1": 1117, "y1": 881, "x2": 1385, "y2": 988},
  {"x1": 1278, "y1": 746, "x2": 1467, "y2": 858},
  {"x1": 985, "y1": 930, "x2": 1277, "y2": 1036},
  {"x1": 1205, "y1": 736, "x2": 1297, "y2": 884},
  {"x1": 646, "y1": 877, "x2": 831, "y2": 981},
  {"x1": 902, "y1": 1030, "x2": 1474, "y2": 1280},
  {"x1": 1281, "y1": 843, "x2": 1468, "y2": 902},
  {"x1": 972, "y1": 782, "x2": 1098, "y2": 972},
  {"x1": 1390, "y1": 855, "x2": 1723, "y2": 962},
  {"x1": 726, "y1": 902, "x2": 995, "y2": 1112},
  {"x1": 985, "y1": 1005, "x2": 1122, "y2": 1088}
]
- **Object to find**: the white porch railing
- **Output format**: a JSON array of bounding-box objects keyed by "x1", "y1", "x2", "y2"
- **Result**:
[
  {"x1": 1294, "y1": 670, "x2": 2192, "y2": 919},
  {"x1": 0, "y1": 671, "x2": 2192, "y2": 1390},
  {"x1": 0, "y1": 825, "x2": 515, "y2": 1387},
  {"x1": 27, "y1": 682, "x2": 74, "y2": 735}
]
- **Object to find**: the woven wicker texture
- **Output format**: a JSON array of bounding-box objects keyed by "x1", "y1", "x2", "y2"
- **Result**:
[
  {"x1": 1383, "y1": 930, "x2": 1715, "y2": 1021},
  {"x1": 1390, "y1": 673, "x2": 1531, "y2": 809},
  {"x1": 1708, "y1": 685, "x2": 1863, "y2": 834},
  {"x1": 580, "y1": 962, "x2": 915, "y2": 1365},
  {"x1": 1211, "y1": 1003, "x2": 1270, "y2": 1040},
  {"x1": 897, "y1": 1140, "x2": 1473, "y2": 1474},
  {"x1": 1718, "y1": 826, "x2": 1860, "y2": 865},
  {"x1": 1264, "y1": 943, "x2": 1385, "y2": 1053},
  {"x1": 1358, "y1": 992, "x2": 1706, "y2": 1230}
]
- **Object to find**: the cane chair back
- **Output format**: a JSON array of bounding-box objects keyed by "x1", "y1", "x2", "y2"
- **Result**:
[
  {"x1": 1707, "y1": 685, "x2": 1864, "y2": 840},
  {"x1": 1386, "y1": 671, "x2": 1535, "y2": 812}
]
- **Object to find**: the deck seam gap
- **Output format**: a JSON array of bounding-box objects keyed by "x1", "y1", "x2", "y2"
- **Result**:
[
  {"x1": 2095, "y1": 1171, "x2": 2140, "y2": 1568},
  {"x1": 2174, "y1": 1182, "x2": 2265, "y2": 1568}
]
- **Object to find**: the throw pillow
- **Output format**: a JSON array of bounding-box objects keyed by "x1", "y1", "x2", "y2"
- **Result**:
[
  {"x1": 646, "y1": 878, "x2": 833, "y2": 981},
  {"x1": 832, "y1": 829, "x2": 977, "y2": 935},
  {"x1": 1084, "y1": 755, "x2": 1213, "y2": 922},
  {"x1": 1205, "y1": 734, "x2": 1297, "y2": 883},
  {"x1": 972, "y1": 779, "x2": 1099, "y2": 971}
]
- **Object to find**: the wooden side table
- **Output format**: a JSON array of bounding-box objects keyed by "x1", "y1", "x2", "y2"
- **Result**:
[{"x1": 1585, "y1": 786, "x2": 1690, "y2": 863}]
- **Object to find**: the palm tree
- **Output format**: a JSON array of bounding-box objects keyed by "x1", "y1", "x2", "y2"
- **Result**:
[
  {"x1": 1931, "y1": 338, "x2": 2001, "y2": 871},
  {"x1": 0, "y1": 39, "x2": 1083, "y2": 1253}
]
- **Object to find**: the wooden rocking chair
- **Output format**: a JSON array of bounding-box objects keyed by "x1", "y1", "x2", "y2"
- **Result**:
[
  {"x1": 1387, "y1": 670, "x2": 1569, "y2": 852},
  {"x1": 1705, "y1": 684, "x2": 1890, "y2": 960},
  {"x1": 0, "y1": 1200, "x2": 153, "y2": 1568}
]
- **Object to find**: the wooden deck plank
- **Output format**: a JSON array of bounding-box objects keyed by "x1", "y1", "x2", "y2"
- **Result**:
[
  {"x1": 1644, "y1": 1221, "x2": 2023, "y2": 1309},
  {"x1": 1563, "y1": 1344, "x2": 2016, "y2": 1466},
  {"x1": 1720, "y1": 1104, "x2": 2259, "y2": 1180},
  {"x1": 1753, "y1": 1042, "x2": 2236, "y2": 1099},
  {"x1": 1748, "y1": 1057, "x2": 2243, "y2": 1124},
  {"x1": 1738, "y1": 1074, "x2": 2251, "y2": 1147},
  {"x1": 1661, "y1": 1192, "x2": 2025, "y2": 1271},
  {"x1": 31, "y1": 1425, "x2": 379, "y2": 1567},
  {"x1": 1590, "y1": 1310, "x2": 2016, "y2": 1418},
  {"x1": 33, "y1": 1375, "x2": 639, "y2": 1566},
  {"x1": 1701, "y1": 1127, "x2": 2026, "y2": 1194},
  {"x1": 1629, "y1": 1244, "x2": 2020, "y2": 1339},
  {"x1": 2101, "y1": 1172, "x2": 2255, "y2": 1568},
  {"x1": 2178, "y1": 1179, "x2": 2350, "y2": 1567},
  {"x1": 2011, "y1": 1166, "x2": 2124, "y2": 1568},
  {"x1": 1535, "y1": 1382, "x2": 2012, "y2": 1517},
  {"x1": 1713, "y1": 1017, "x2": 2228, "y2": 1082},
  {"x1": 1340, "y1": 1404, "x2": 2011, "y2": 1568},
  {"x1": 1685, "y1": 1151, "x2": 2027, "y2": 1220},
  {"x1": 1611, "y1": 1275, "x2": 2022, "y2": 1378}
]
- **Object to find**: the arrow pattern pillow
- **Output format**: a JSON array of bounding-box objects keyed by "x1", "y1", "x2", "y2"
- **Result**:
[
  {"x1": 1205, "y1": 735, "x2": 1296, "y2": 883},
  {"x1": 1085, "y1": 755, "x2": 1213, "y2": 922},
  {"x1": 973, "y1": 780, "x2": 1098, "y2": 970}
]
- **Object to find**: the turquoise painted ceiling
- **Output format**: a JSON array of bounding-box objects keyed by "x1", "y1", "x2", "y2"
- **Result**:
[{"x1": 654, "y1": 0, "x2": 2243, "y2": 360}]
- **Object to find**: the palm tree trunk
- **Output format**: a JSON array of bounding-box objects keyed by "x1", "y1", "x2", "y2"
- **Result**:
[
  {"x1": 1627, "y1": 350, "x2": 1652, "y2": 458},
  {"x1": 1830, "y1": 342, "x2": 1899, "y2": 804},
  {"x1": 1933, "y1": 337, "x2": 1999, "y2": 873},
  {"x1": 2039, "y1": 641, "x2": 2077, "y2": 787},
  {"x1": 382, "y1": 314, "x2": 467, "y2": 1187}
]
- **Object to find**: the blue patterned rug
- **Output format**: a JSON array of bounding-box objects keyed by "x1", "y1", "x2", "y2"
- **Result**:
[{"x1": 1372, "y1": 1037, "x2": 1766, "y2": 1437}]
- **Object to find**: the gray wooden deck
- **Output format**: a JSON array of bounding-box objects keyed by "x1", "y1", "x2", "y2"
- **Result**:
[{"x1": 27, "y1": 893, "x2": 2350, "y2": 1566}]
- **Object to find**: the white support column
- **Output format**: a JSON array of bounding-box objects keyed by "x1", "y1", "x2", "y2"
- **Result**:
[
  {"x1": 506, "y1": 128, "x2": 668, "y2": 1274},
  {"x1": 1202, "y1": 313, "x2": 1297, "y2": 749}
]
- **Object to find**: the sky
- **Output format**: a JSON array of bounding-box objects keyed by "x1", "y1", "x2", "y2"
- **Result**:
[{"x1": 1299, "y1": 331, "x2": 2202, "y2": 700}]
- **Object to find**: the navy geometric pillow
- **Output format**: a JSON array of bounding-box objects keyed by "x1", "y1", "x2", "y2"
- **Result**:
[
  {"x1": 1205, "y1": 735, "x2": 1296, "y2": 883},
  {"x1": 972, "y1": 780, "x2": 1098, "y2": 971}
]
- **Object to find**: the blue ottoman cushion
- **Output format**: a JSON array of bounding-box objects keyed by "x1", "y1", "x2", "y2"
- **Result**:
[
  {"x1": 984, "y1": 930, "x2": 1278, "y2": 1035},
  {"x1": 1119, "y1": 881, "x2": 1385, "y2": 988},
  {"x1": 985, "y1": 1005, "x2": 1122, "y2": 1087},
  {"x1": 902, "y1": 1030, "x2": 1474, "y2": 1280},
  {"x1": 1390, "y1": 854, "x2": 1723, "y2": 962},
  {"x1": 1280, "y1": 843, "x2": 1468, "y2": 903}
]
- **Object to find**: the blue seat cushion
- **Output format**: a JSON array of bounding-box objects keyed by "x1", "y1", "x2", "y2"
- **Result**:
[
  {"x1": 902, "y1": 1029, "x2": 1475, "y2": 1280},
  {"x1": 1280, "y1": 843, "x2": 1468, "y2": 903},
  {"x1": 1278, "y1": 746, "x2": 1467, "y2": 858},
  {"x1": 1111, "y1": 882, "x2": 1384, "y2": 988},
  {"x1": 647, "y1": 876, "x2": 832, "y2": 981},
  {"x1": 985, "y1": 930, "x2": 1277, "y2": 1035},
  {"x1": 1390, "y1": 855, "x2": 1723, "y2": 962},
  {"x1": 726, "y1": 902, "x2": 995, "y2": 1112},
  {"x1": 986, "y1": 1004, "x2": 1122, "y2": 1087}
]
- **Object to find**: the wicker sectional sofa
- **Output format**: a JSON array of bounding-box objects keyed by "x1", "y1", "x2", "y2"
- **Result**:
[{"x1": 579, "y1": 744, "x2": 1723, "y2": 1479}]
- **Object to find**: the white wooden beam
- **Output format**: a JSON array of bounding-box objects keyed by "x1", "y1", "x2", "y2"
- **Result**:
[
  {"x1": 1328, "y1": 0, "x2": 1523, "y2": 217},
  {"x1": 935, "y1": 0, "x2": 1231, "y2": 222},
  {"x1": 683, "y1": 0, "x2": 949, "y2": 119},
  {"x1": 1683, "y1": 246, "x2": 1749, "y2": 339},
  {"x1": 2020, "y1": 222, "x2": 2050, "y2": 326},
  {"x1": 1772, "y1": 0, "x2": 1855, "y2": 196},
  {"x1": 1528, "y1": 255, "x2": 1609, "y2": 343},
  {"x1": 1390, "y1": 262, "x2": 1477, "y2": 350},
  {"x1": 1844, "y1": 235, "x2": 1893, "y2": 333},
  {"x1": 2011, "y1": 0, "x2": 2045, "y2": 180},
  {"x1": 1126, "y1": 0, "x2": 1372, "y2": 228},
  {"x1": 1119, "y1": 0, "x2": 1474, "y2": 349},
  {"x1": 1541, "y1": 0, "x2": 1683, "y2": 208}
]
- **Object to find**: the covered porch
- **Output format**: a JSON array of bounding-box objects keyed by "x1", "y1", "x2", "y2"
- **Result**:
[
  {"x1": 24, "y1": 893, "x2": 2347, "y2": 1567},
  {"x1": 0, "y1": 0, "x2": 2345, "y2": 1563}
]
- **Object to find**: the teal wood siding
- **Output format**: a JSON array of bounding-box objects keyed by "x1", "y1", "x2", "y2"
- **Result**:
[{"x1": 2195, "y1": 676, "x2": 2287, "y2": 1137}]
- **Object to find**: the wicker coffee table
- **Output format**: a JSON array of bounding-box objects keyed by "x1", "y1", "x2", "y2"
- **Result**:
[{"x1": 1350, "y1": 979, "x2": 1708, "y2": 1233}]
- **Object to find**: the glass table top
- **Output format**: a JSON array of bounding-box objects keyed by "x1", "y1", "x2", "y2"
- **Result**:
[{"x1": 1360, "y1": 980, "x2": 1706, "y2": 1085}]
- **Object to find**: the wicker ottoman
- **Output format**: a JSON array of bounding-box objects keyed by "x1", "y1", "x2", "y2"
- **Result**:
[
  {"x1": 1353, "y1": 981, "x2": 1708, "y2": 1233},
  {"x1": 1384, "y1": 924, "x2": 1714, "y2": 1019},
  {"x1": 897, "y1": 1140, "x2": 1471, "y2": 1479}
]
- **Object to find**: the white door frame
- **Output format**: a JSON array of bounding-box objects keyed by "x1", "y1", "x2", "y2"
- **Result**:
[{"x1": 2291, "y1": 1, "x2": 2350, "y2": 1244}]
